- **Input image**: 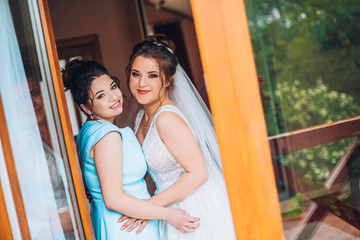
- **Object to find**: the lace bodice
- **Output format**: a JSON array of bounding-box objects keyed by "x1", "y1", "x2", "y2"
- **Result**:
[{"x1": 135, "y1": 105, "x2": 190, "y2": 193}]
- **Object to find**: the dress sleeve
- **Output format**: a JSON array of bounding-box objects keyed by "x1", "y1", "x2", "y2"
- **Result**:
[
  {"x1": 83, "y1": 121, "x2": 123, "y2": 159},
  {"x1": 94, "y1": 122, "x2": 123, "y2": 144}
]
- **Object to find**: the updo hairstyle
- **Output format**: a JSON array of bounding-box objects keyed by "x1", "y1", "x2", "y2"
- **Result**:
[
  {"x1": 125, "y1": 34, "x2": 178, "y2": 92},
  {"x1": 62, "y1": 59, "x2": 121, "y2": 116}
]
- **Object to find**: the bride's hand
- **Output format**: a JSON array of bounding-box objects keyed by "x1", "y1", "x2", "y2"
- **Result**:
[{"x1": 165, "y1": 208, "x2": 200, "y2": 233}]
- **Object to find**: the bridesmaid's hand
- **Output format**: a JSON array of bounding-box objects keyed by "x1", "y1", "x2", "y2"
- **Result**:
[
  {"x1": 118, "y1": 216, "x2": 149, "y2": 234},
  {"x1": 165, "y1": 208, "x2": 200, "y2": 233}
]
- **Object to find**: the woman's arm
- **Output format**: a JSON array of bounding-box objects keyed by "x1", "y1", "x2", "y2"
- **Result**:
[
  {"x1": 93, "y1": 131, "x2": 198, "y2": 230},
  {"x1": 149, "y1": 111, "x2": 209, "y2": 207}
]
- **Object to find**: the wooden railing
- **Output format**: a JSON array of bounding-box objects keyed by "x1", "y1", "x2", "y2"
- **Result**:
[
  {"x1": 268, "y1": 116, "x2": 360, "y2": 156},
  {"x1": 268, "y1": 116, "x2": 360, "y2": 235}
]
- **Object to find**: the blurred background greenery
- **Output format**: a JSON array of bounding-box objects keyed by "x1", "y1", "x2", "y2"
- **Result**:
[{"x1": 244, "y1": 0, "x2": 360, "y2": 216}]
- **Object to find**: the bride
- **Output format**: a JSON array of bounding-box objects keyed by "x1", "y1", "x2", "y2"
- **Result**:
[{"x1": 120, "y1": 35, "x2": 236, "y2": 240}]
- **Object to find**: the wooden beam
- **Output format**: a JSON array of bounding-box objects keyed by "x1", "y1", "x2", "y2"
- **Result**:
[
  {"x1": 190, "y1": 0, "x2": 284, "y2": 238},
  {"x1": 37, "y1": 0, "x2": 95, "y2": 238}
]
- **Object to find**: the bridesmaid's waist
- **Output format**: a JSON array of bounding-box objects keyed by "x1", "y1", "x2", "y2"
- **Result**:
[
  {"x1": 123, "y1": 180, "x2": 151, "y2": 199},
  {"x1": 90, "y1": 180, "x2": 151, "y2": 204},
  {"x1": 92, "y1": 185, "x2": 150, "y2": 205}
]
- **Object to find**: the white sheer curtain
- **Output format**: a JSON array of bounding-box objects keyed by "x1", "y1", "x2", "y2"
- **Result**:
[{"x1": 0, "y1": 1, "x2": 65, "y2": 239}]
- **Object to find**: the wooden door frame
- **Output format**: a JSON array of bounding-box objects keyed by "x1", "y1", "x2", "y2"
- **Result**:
[
  {"x1": 37, "y1": 0, "x2": 95, "y2": 238},
  {"x1": 190, "y1": 0, "x2": 284, "y2": 238},
  {"x1": 56, "y1": 34, "x2": 103, "y2": 64}
]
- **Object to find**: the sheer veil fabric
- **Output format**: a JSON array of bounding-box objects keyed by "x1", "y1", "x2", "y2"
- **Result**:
[{"x1": 168, "y1": 65, "x2": 226, "y2": 182}]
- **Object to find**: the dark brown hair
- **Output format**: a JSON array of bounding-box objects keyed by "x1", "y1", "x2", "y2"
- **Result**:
[
  {"x1": 62, "y1": 59, "x2": 121, "y2": 116},
  {"x1": 125, "y1": 34, "x2": 178, "y2": 93}
]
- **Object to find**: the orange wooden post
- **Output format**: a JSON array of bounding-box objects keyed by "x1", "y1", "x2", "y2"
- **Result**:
[{"x1": 190, "y1": 0, "x2": 284, "y2": 239}]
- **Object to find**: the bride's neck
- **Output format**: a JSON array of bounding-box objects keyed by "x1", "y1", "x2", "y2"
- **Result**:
[{"x1": 143, "y1": 97, "x2": 171, "y2": 119}]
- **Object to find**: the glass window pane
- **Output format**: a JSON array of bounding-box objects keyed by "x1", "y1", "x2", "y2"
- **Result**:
[
  {"x1": 244, "y1": 0, "x2": 360, "y2": 238},
  {"x1": 245, "y1": 1, "x2": 360, "y2": 135},
  {"x1": 0, "y1": 0, "x2": 82, "y2": 238}
]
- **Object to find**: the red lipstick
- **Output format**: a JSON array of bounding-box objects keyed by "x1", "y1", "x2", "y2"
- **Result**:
[{"x1": 137, "y1": 89, "x2": 150, "y2": 95}]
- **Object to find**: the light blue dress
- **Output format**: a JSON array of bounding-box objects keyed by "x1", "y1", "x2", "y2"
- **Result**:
[{"x1": 76, "y1": 120, "x2": 159, "y2": 240}]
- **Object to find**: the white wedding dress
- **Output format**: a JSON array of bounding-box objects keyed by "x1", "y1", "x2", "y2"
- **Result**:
[{"x1": 135, "y1": 105, "x2": 236, "y2": 240}]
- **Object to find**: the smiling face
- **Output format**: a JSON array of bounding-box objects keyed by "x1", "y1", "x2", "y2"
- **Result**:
[
  {"x1": 129, "y1": 56, "x2": 170, "y2": 107},
  {"x1": 81, "y1": 74, "x2": 123, "y2": 123},
  {"x1": 28, "y1": 78, "x2": 46, "y2": 126}
]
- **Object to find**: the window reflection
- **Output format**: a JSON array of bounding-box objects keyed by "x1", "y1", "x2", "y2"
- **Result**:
[
  {"x1": 27, "y1": 78, "x2": 77, "y2": 237},
  {"x1": 245, "y1": 0, "x2": 360, "y2": 238},
  {"x1": 1, "y1": 0, "x2": 81, "y2": 238}
]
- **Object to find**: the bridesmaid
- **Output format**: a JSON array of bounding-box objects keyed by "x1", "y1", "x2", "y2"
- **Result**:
[{"x1": 62, "y1": 59, "x2": 200, "y2": 239}]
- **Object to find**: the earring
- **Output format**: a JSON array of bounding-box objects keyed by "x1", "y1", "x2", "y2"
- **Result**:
[{"x1": 90, "y1": 113, "x2": 94, "y2": 120}]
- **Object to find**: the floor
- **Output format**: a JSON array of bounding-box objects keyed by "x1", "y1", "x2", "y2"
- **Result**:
[{"x1": 283, "y1": 213, "x2": 360, "y2": 239}]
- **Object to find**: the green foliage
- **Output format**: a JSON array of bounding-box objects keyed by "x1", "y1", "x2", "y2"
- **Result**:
[
  {"x1": 282, "y1": 208, "x2": 302, "y2": 218},
  {"x1": 244, "y1": 0, "x2": 360, "y2": 182},
  {"x1": 276, "y1": 79, "x2": 360, "y2": 130},
  {"x1": 274, "y1": 78, "x2": 359, "y2": 181},
  {"x1": 245, "y1": 0, "x2": 360, "y2": 132},
  {"x1": 281, "y1": 192, "x2": 305, "y2": 218}
]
